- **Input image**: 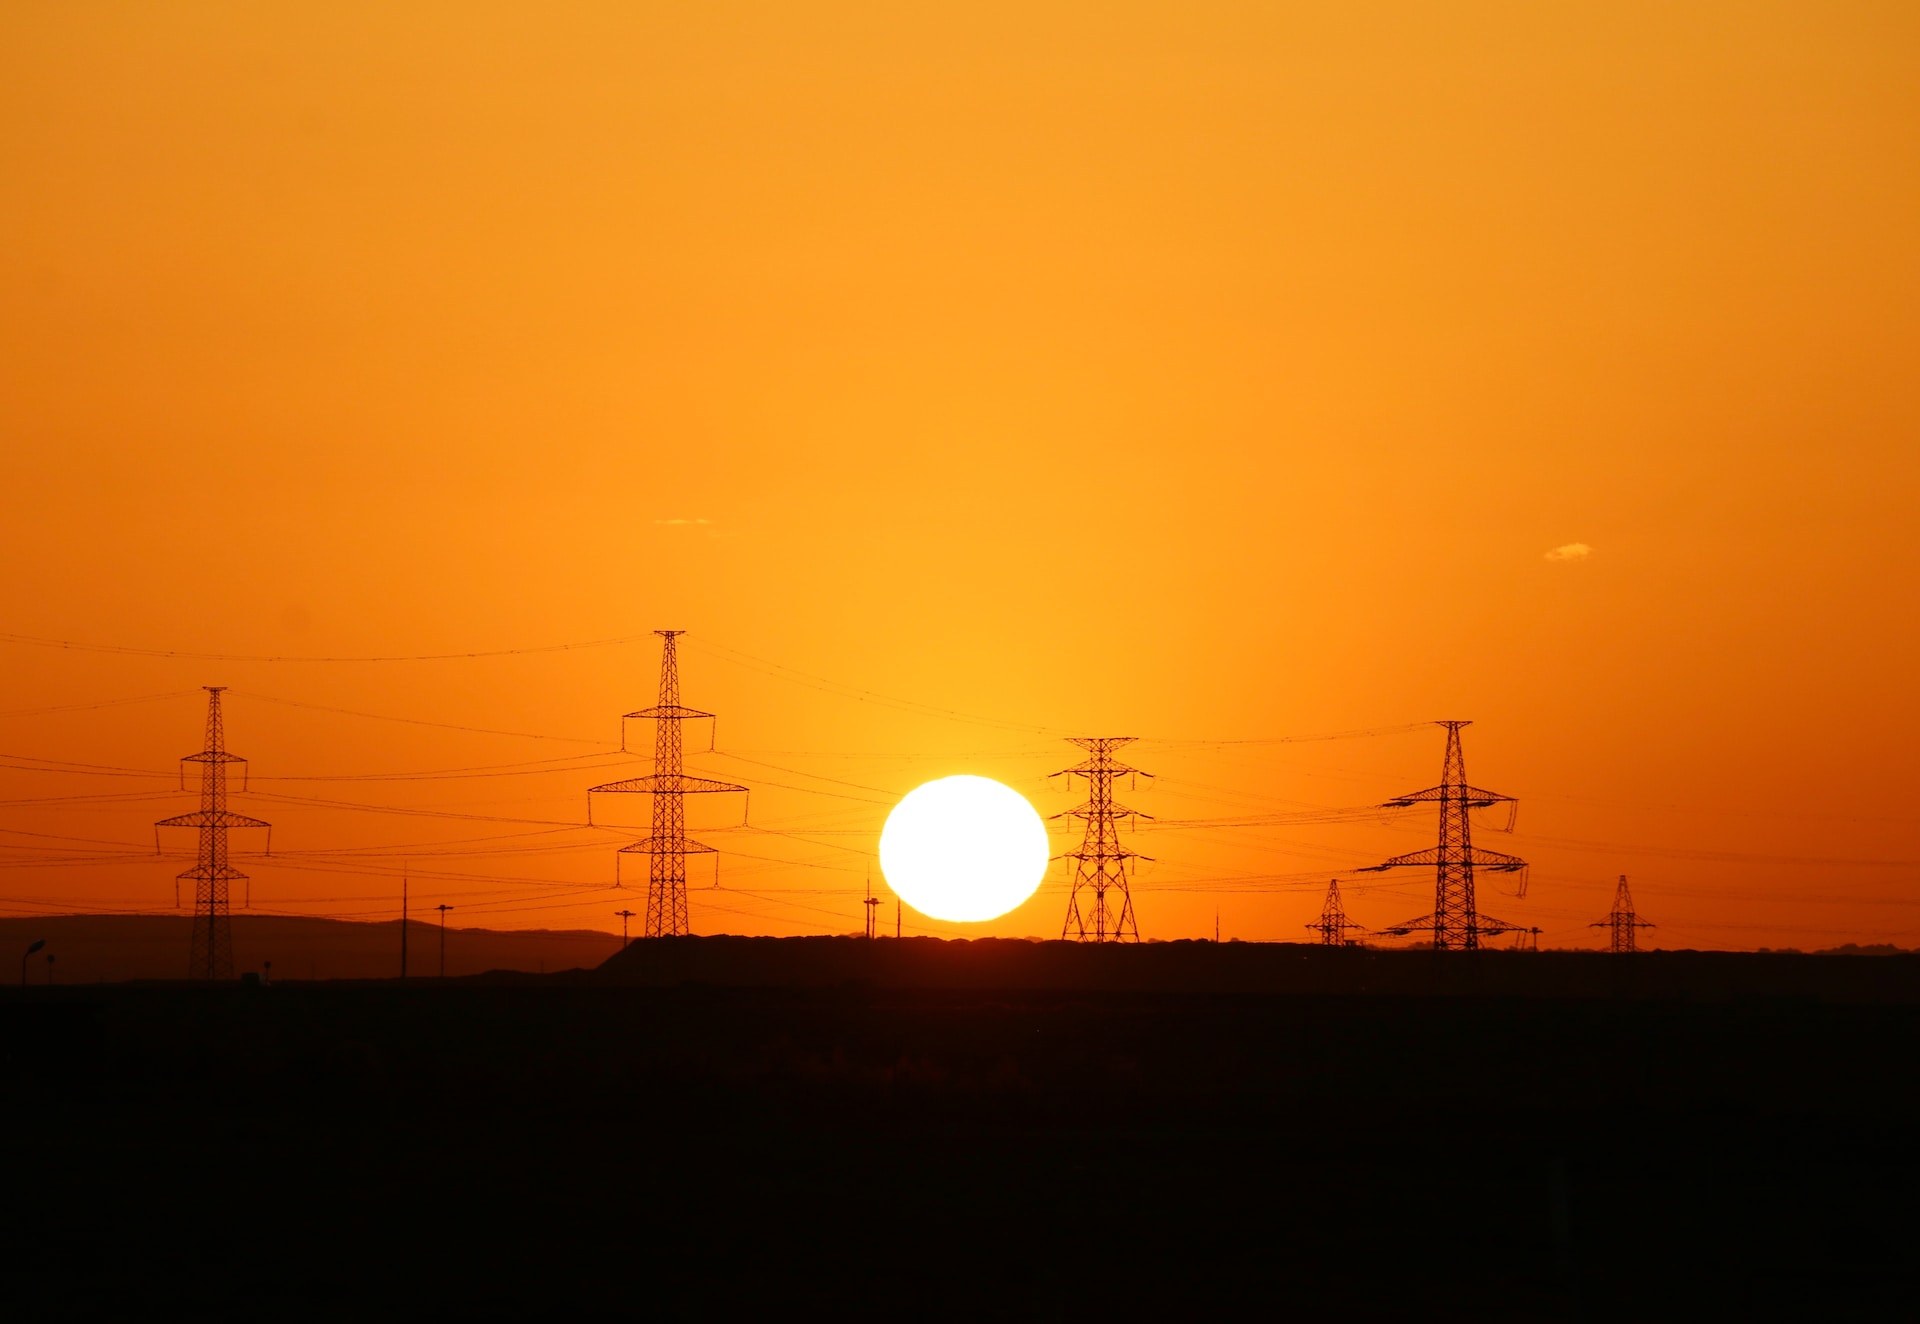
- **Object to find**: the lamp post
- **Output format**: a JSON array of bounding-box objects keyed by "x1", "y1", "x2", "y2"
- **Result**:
[{"x1": 20, "y1": 939, "x2": 45, "y2": 986}]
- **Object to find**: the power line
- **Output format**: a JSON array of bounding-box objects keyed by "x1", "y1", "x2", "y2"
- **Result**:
[
  {"x1": 0, "y1": 690, "x2": 199, "y2": 719},
  {"x1": 688, "y1": 637, "x2": 1072, "y2": 736},
  {"x1": 229, "y1": 690, "x2": 614, "y2": 745},
  {"x1": 0, "y1": 629, "x2": 655, "y2": 663}
]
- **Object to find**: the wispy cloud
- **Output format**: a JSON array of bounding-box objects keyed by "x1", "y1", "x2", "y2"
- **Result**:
[
  {"x1": 1545, "y1": 542, "x2": 1592, "y2": 562},
  {"x1": 653, "y1": 518, "x2": 711, "y2": 526}
]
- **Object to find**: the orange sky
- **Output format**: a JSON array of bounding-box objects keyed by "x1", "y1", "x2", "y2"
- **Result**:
[{"x1": 2, "y1": 3, "x2": 1917, "y2": 951}]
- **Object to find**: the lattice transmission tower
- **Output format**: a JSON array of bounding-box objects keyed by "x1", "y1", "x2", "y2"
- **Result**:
[
  {"x1": 1053, "y1": 737, "x2": 1152, "y2": 942},
  {"x1": 589, "y1": 631, "x2": 745, "y2": 937},
  {"x1": 1592, "y1": 875, "x2": 1654, "y2": 953},
  {"x1": 155, "y1": 687, "x2": 271, "y2": 981},
  {"x1": 1362, "y1": 720, "x2": 1527, "y2": 951},
  {"x1": 1306, "y1": 879, "x2": 1364, "y2": 946}
]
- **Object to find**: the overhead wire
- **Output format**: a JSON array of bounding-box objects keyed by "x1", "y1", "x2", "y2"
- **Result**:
[
  {"x1": 688, "y1": 637, "x2": 1073, "y2": 736},
  {"x1": 0, "y1": 690, "x2": 200, "y2": 719},
  {"x1": 0, "y1": 629, "x2": 655, "y2": 663},
  {"x1": 229, "y1": 690, "x2": 616, "y2": 746}
]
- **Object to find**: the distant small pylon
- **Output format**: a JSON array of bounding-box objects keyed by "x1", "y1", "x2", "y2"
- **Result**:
[
  {"x1": 1306, "y1": 879, "x2": 1363, "y2": 946},
  {"x1": 1591, "y1": 875, "x2": 1653, "y2": 953}
]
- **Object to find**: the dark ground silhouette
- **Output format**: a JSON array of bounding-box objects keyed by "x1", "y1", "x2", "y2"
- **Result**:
[
  {"x1": 3, "y1": 938, "x2": 1916, "y2": 1319},
  {"x1": 0, "y1": 913, "x2": 622, "y2": 983}
]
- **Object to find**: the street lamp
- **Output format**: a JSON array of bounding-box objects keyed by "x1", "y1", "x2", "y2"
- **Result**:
[{"x1": 20, "y1": 939, "x2": 45, "y2": 986}]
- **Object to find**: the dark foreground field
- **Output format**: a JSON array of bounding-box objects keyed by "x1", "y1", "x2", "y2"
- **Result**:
[{"x1": 3, "y1": 941, "x2": 1918, "y2": 1320}]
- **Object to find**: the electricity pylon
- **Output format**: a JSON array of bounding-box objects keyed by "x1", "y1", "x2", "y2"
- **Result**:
[
  {"x1": 155, "y1": 687, "x2": 271, "y2": 981},
  {"x1": 1306, "y1": 879, "x2": 1363, "y2": 946},
  {"x1": 589, "y1": 631, "x2": 746, "y2": 937},
  {"x1": 1053, "y1": 737, "x2": 1151, "y2": 942},
  {"x1": 1591, "y1": 875, "x2": 1654, "y2": 953},
  {"x1": 1362, "y1": 721, "x2": 1527, "y2": 951}
]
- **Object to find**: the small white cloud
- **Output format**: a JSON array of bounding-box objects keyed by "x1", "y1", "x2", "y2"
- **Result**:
[
  {"x1": 653, "y1": 518, "x2": 712, "y2": 526},
  {"x1": 1545, "y1": 542, "x2": 1592, "y2": 562}
]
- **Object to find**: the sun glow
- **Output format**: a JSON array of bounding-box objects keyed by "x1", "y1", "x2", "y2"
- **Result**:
[{"x1": 878, "y1": 775, "x2": 1050, "y2": 923}]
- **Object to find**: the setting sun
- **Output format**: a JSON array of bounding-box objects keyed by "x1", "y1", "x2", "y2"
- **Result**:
[{"x1": 878, "y1": 775, "x2": 1050, "y2": 923}]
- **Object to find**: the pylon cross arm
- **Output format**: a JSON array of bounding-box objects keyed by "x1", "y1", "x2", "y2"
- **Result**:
[
  {"x1": 1064, "y1": 847, "x2": 1152, "y2": 863},
  {"x1": 1361, "y1": 847, "x2": 1442, "y2": 871},
  {"x1": 591, "y1": 773, "x2": 747, "y2": 795},
  {"x1": 1383, "y1": 784, "x2": 1514, "y2": 807},
  {"x1": 1362, "y1": 844, "x2": 1526, "y2": 872},
  {"x1": 177, "y1": 865, "x2": 249, "y2": 882},
  {"x1": 156, "y1": 810, "x2": 271, "y2": 830},
  {"x1": 1049, "y1": 801, "x2": 1149, "y2": 822},
  {"x1": 619, "y1": 836, "x2": 719, "y2": 855}
]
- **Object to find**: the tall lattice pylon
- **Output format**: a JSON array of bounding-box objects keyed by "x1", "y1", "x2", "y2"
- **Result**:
[
  {"x1": 155, "y1": 688, "x2": 271, "y2": 981},
  {"x1": 1053, "y1": 737, "x2": 1151, "y2": 942},
  {"x1": 1307, "y1": 879, "x2": 1363, "y2": 946},
  {"x1": 1362, "y1": 721, "x2": 1527, "y2": 951},
  {"x1": 1591, "y1": 875, "x2": 1654, "y2": 953},
  {"x1": 589, "y1": 631, "x2": 746, "y2": 937}
]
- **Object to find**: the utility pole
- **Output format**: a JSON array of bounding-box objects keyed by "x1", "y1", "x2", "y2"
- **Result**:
[
  {"x1": 400, "y1": 871, "x2": 409, "y2": 981},
  {"x1": 1362, "y1": 721, "x2": 1527, "y2": 951},
  {"x1": 590, "y1": 631, "x2": 747, "y2": 937},
  {"x1": 435, "y1": 904, "x2": 453, "y2": 977},
  {"x1": 616, "y1": 908, "x2": 636, "y2": 948},
  {"x1": 895, "y1": 896, "x2": 901, "y2": 940},
  {"x1": 156, "y1": 687, "x2": 272, "y2": 980},
  {"x1": 1053, "y1": 737, "x2": 1152, "y2": 942},
  {"x1": 1591, "y1": 875, "x2": 1653, "y2": 953},
  {"x1": 1306, "y1": 879, "x2": 1363, "y2": 946},
  {"x1": 863, "y1": 867, "x2": 880, "y2": 939}
]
